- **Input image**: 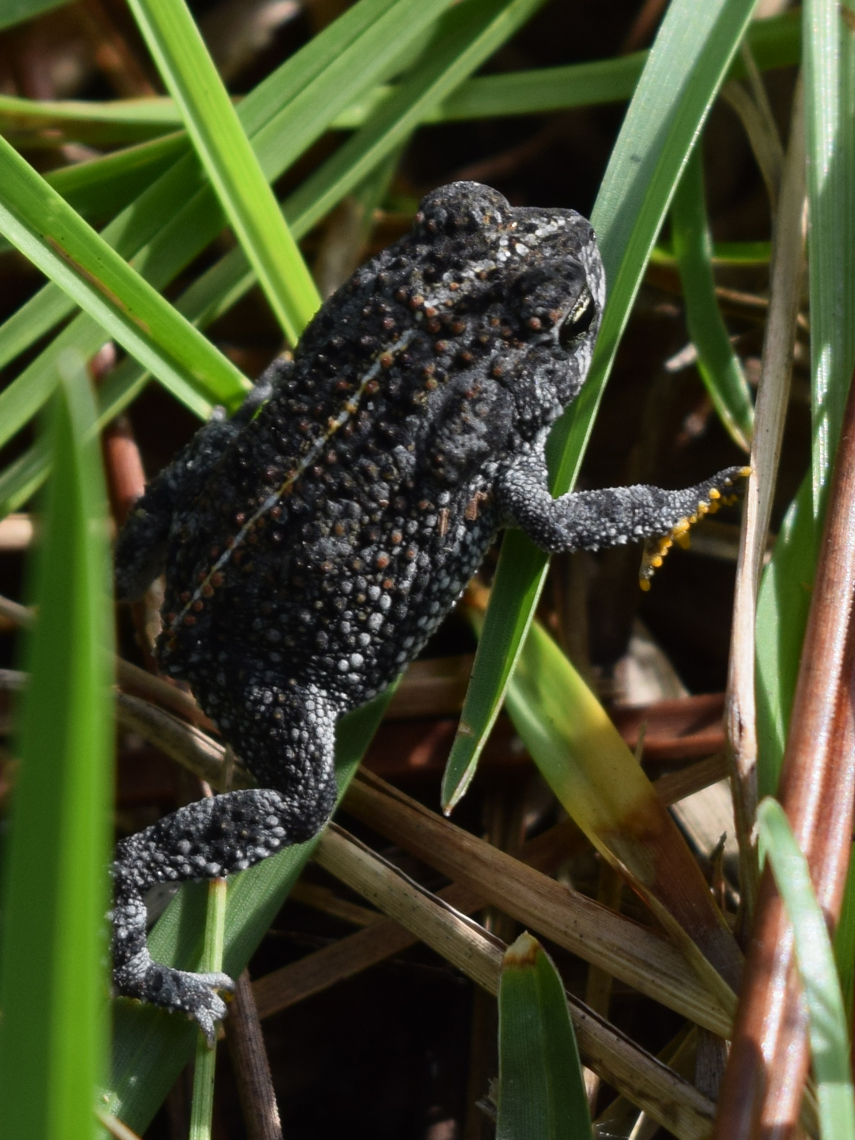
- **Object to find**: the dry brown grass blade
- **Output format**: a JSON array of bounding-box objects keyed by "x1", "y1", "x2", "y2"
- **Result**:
[
  {"x1": 252, "y1": 879, "x2": 479, "y2": 1019},
  {"x1": 0, "y1": 591, "x2": 210, "y2": 727},
  {"x1": 250, "y1": 755, "x2": 730, "y2": 1022},
  {"x1": 725, "y1": 76, "x2": 807, "y2": 918},
  {"x1": 344, "y1": 772, "x2": 734, "y2": 1034},
  {"x1": 715, "y1": 363, "x2": 855, "y2": 1139},
  {"x1": 97, "y1": 1109, "x2": 145, "y2": 1140},
  {"x1": 315, "y1": 823, "x2": 716, "y2": 1140},
  {"x1": 116, "y1": 691, "x2": 242, "y2": 788}
]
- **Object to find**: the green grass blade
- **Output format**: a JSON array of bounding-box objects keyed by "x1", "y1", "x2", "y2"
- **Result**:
[
  {"x1": 0, "y1": 92, "x2": 183, "y2": 145},
  {"x1": 127, "y1": 0, "x2": 319, "y2": 342},
  {"x1": 0, "y1": 133, "x2": 248, "y2": 406},
  {"x1": 0, "y1": 0, "x2": 452, "y2": 450},
  {"x1": 0, "y1": 352, "x2": 113, "y2": 1139},
  {"x1": 442, "y1": 0, "x2": 759, "y2": 810},
  {"x1": 757, "y1": 799, "x2": 855, "y2": 1140},
  {"x1": 671, "y1": 141, "x2": 754, "y2": 450},
  {"x1": 0, "y1": 0, "x2": 551, "y2": 517},
  {"x1": 756, "y1": 0, "x2": 855, "y2": 793},
  {"x1": 47, "y1": 133, "x2": 190, "y2": 222},
  {"x1": 804, "y1": 0, "x2": 855, "y2": 517},
  {"x1": 652, "y1": 238, "x2": 772, "y2": 265},
  {"x1": 288, "y1": 8, "x2": 799, "y2": 129},
  {"x1": 755, "y1": 478, "x2": 814, "y2": 794},
  {"x1": 0, "y1": 436, "x2": 51, "y2": 517},
  {"x1": 188, "y1": 878, "x2": 228, "y2": 1139},
  {"x1": 285, "y1": 0, "x2": 550, "y2": 245},
  {"x1": 0, "y1": 133, "x2": 189, "y2": 258},
  {"x1": 105, "y1": 689, "x2": 392, "y2": 1133},
  {"x1": 497, "y1": 933, "x2": 592, "y2": 1140}
]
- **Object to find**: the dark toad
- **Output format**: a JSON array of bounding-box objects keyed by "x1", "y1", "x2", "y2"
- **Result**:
[{"x1": 112, "y1": 181, "x2": 745, "y2": 1041}]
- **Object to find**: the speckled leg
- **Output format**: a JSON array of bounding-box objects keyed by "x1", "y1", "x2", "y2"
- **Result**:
[
  {"x1": 498, "y1": 448, "x2": 747, "y2": 560},
  {"x1": 111, "y1": 675, "x2": 338, "y2": 1043}
]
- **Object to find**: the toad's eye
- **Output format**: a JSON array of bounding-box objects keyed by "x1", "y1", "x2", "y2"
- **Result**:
[{"x1": 558, "y1": 287, "x2": 595, "y2": 349}]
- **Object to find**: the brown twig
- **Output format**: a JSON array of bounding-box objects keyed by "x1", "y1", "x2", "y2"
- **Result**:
[
  {"x1": 714, "y1": 367, "x2": 855, "y2": 1137},
  {"x1": 225, "y1": 971, "x2": 284, "y2": 1140}
]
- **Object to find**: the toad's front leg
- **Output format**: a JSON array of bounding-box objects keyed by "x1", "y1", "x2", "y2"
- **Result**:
[{"x1": 497, "y1": 446, "x2": 748, "y2": 580}]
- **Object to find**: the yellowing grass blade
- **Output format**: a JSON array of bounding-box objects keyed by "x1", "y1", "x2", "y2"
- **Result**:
[{"x1": 505, "y1": 617, "x2": 741, "y2": 998}]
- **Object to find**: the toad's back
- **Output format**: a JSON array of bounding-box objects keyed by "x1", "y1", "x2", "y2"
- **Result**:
[{"x1": 155, "y1": 183, "x2": 597, "y2": 706}]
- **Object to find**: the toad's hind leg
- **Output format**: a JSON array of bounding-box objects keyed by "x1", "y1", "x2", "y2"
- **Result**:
[{"x1": 111, "y1": 675, "x2": 338, "y2": 1043}]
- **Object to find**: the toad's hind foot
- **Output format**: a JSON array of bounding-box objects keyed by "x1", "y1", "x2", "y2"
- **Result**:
[{"x1": 114, "y1": 951, "x2": 234, "y2": 1046}]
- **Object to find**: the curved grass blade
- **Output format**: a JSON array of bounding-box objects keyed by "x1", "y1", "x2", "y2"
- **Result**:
[
  {"x1": 0, "y1": 352, "x2": 113, "y2": 1140},
  {"x1": 503, "y1": 616, "x2": 741, "y2": 995},
  {"x1": 0, "y1": 92, "x2": 183, "y2": 146},
  {"x1": 0, "y1": 11, "x2": 799, "y2": 142},
  {"x1": 126, "y1": 0, "x2": 319, "y2": 342},
  {"x1": 757, "y1": 798, "x2": 855, "y2": 1140},
  {"x1": 442, "y1": 0, "x2": 760, "y2": 811},
  {"x1": 671, "y1": 141, "x2": 754, "y2": 450},
  {"x1": 497, "y1": 933, "x2": 592, "y2": 1140}
]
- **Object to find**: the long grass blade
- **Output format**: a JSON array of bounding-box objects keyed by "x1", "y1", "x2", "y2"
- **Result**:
[
  {"x1": 127, "y1": 0, "x2": 319, "y2": 342},
  {"x1": 188, "y1": 877, "x2": 228, "y2": 1140},
  {"x1": 671, "y1": 141, "x2": 754, "y2": 450},
  {"x1": 0, "y1": 352, "x2": 113, "y2": 1139},
  {"x1": 442, "y1": 0, "x2": 759, "y2": 810},
  {"x1": 756, "y1": 0, "x2": 855, "y2": 793}
]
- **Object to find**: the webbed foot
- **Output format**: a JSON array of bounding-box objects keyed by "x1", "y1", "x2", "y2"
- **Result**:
[{"x1": 115, "y1": 952, "x2": 235, "y2": 1046}]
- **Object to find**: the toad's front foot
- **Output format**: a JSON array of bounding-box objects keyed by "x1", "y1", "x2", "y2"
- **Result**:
[{"x1": 114, "y1": 951, "x2": 235, "y2": 1046}]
